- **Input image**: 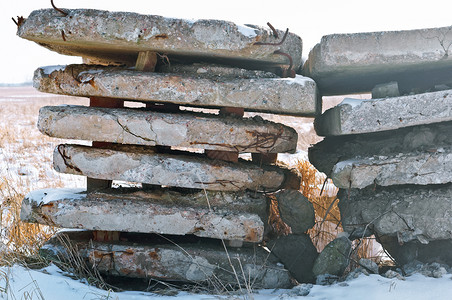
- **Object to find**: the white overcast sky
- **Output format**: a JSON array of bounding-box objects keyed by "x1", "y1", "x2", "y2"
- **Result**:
[{"x1": 2, "y1": 0, "x2": 452, "y2": 83}]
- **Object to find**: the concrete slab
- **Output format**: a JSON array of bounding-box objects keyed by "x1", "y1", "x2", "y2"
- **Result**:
[
  {"x1": 38, "y1": 105, "x2": 298, "y2": 153},
  {"x1": 302, "y1": 26, "x2": 452, "y2": 95},
  {"x1": 309, "y1": 121, "x2": 452, "y2": 175},
  {"x1": 40, "y1": 230, "x2": 292, "y2": 288},
  {"x1": 18, "y1": 8, "x2": 303, "y2": 70},
  {"x1": 53, "y1": 144, "x2": 300, "y2": 192},
  {"x1": 34, "y1": 64, "x2": 319, "y2": 116},
  {"x1": 338, "y1": 184, "x2": 452, "y2": 244},
  {"x1": 21, "y1": 188, "x2": 266, "y2": 242},
  {"x1": 314, "y1": 90, "x2": 452, "y2": 136},
  {"x1": 331, "y1": 148, "x2": 452, "y2": 188}
]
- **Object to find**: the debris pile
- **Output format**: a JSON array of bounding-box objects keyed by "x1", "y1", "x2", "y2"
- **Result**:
[
  {"x1": 306, "y1": 25, "x2": 452, "y2": 271},
  {"x1": 17, "y1": 7, "x2": 320, "y2": 288}
]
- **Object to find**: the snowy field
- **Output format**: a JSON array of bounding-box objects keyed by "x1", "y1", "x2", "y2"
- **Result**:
[{"x1": 1, "y1": 87, "x2": 451, "y2": 299}]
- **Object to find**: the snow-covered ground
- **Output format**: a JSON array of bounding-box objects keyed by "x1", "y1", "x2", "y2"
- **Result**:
[{"x1": 1, "y1": 263, "x2": 452, "y2": 300}]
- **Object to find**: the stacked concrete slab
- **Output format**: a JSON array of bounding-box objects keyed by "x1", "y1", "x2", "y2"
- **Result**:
[
  {"x1": 17, "y1": 8, "x2": 321, "y2": 287},
  {"x1": 305, "y1": 26, "x2": 452, "y2": 267}
]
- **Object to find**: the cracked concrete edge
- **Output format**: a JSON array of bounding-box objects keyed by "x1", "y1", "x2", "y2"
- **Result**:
[
  {"x1": 315, "y1": 89, "x2": 452, "y2": 136},
  {"x1": 40, "y1": 230, "x2": 292, "y2": 288},
  {"x1": 52, "y1": 144, "x2": 300, "y2": 192},
  {"x1": 20, "y1": 187, "x2": 266, "y2": 242},
  {"x1": 38, "y1": 105, "x2": 298, "y2": 153},
  {"x1": 330, "y1": 148, "x2": 452, "y2": 189},
  {"x1": 33, "y1": 64, "x2": 320, "y2": 116},
  {"x1": 18, "y1": 8, "x2": 303, "y2": 70}
]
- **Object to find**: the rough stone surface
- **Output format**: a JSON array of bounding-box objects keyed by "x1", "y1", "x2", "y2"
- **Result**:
[
  {"x1": 302, "y1": 26, "x2": 452, "y2": 95},
  {"x1": 331, "y1": 148, "x2": 452, "y2": 189},
  {"x1": 338, "y1": 184, "x2": 452, "y2": 243},
  {"x1": 40, "y1": 230, "x2": 292, "y2": 289},
  {"x1": 379, "y1": 235, "x2": 452, "y2": 266},
  {"x1": 314, "y1": 89, "x2": 452, "y2": 136},
  {"x1": 309, "y1": 121, "x2": 452, "y2": 175},
  {"x1": 53, "y1": 144, "x2": 299, "y2": 192},
  {"x1": 18, "y1": 9, "x2": 303, "y2": 70},
  {"x1": 21, "y1": 187, "x2": 268, "y2": 242},
  {"x1": 34, "y1": 64, "x2": 319, "y2": 116},
  {"x1": 38, "y1": 105, "x2": 298, "y2": 153},
  {"x1": 312, "y1": 236, "x2": 351, "y2": 278},
  {"x1": 276, "y1": 190, "x2": 315, "y2": 234},
  {"x1": 267, "y1": 234, "x2": 318, "y2": 283}
]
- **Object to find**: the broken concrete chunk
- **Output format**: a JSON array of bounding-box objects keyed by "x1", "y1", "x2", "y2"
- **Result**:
[
  {"x1": 18, "y1": 9, "x2": 303, "y2": 70},
  {"x1": 53, "y1": 144, "x2": 299, "y2": 192},
  {"x1": 34, "y1": 64, "x2": 319, "y2": 116},
  {"x1": 302, "y1": 26, "x2": 452, "y2": 95},
  {"x1": 267, "y1": 234, "x2": 318, "y2": 283},
  {"x1": 21, "y1": 187, "x2": 267, "y2": 242},
  {"x1": 315, "y1": 90, "x2": 452, "y2": 136},
  {"x1": 309, "y1": 121, "x2": 452, "y2": 175},
  {"x1": 312, "y1": 236, "x2": 351, "y2": 278},
  {"x1": 338, "y1": 184, "x2": 452, "y2": 243},
  {"x1": 40, "y1": 231, "x2": 292, "y2": 288},
  {"x1": 276, "y1": 190, "x2": 315, "y2": 234},
  {"x1": 331, "y1": 148, "x2": 452, "y2": 189},
  {"x1": 38, "y1": 105, "x2": 298, "y2": 153}
]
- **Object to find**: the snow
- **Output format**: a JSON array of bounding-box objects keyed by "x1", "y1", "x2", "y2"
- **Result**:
[
  {"x1": 338, "y1": 98, "x2": 372, "y2": 109},
  {"x1": 41, "y1": 65, "x2": 66, "y2": 76},
  {"x1": 237, "y1": 24, "x2": 257, "y2": 38},
  {"x1": 24, "y1": 188, "x2": 86, "y2": 205},
  {"x1": 277, "y1": 75, "x2": 313, "y2": 86},
  {"x1": 1, "y1": 264, "x2": 452, "y2": 300}
]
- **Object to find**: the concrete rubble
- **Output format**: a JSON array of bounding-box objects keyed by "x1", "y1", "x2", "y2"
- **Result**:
[
  {"x1": 302, "y1": 26, "x2": 452, "y2": 95},
  {"x1": 41, "y1": 230, "x2": 292, "y2": 289},
  {"x1": 16, "y1": 7, "x2": 321, "y2": 288},
  {"x1": 307, "y1": 26, "x2": 452, "y2": 268},
  {"x1": 38, "y1": 105, "x2": 298, "y2": 153},
  {"x1": 34, "y1": 64, "x2": 319, "y2": 116}
]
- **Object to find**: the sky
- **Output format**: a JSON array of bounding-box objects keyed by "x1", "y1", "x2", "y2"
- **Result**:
[{"x1": 2, "y1": 0, "x2": 452, "y2": 83}]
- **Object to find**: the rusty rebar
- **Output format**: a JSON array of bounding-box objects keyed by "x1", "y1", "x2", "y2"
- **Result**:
[{"x1": 51, "y1": 0, "x2": 68, "y2": 16}]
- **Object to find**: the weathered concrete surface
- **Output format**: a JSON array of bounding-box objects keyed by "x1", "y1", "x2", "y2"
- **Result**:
[
  {"x1": 40, "y1": 230, "x2": 292, "y2": 288},
  {"x1": 267, "y1": 234, "x2": 318, "y2": 283},
  {"x1": 379, "y1": 235, "x2": 452, "y2": 266},
  {"x1": 331, "y1": 148, "x2": 452, "y2": 189},
  {"x1": 38, "y1": 105, "x2": 298, "y2": 153},
  {"x1": 315, "y1": 90, "x2": 452, "y2": 136},
  {"x1": 309, "y1": 121, "x2": 452, "y2": 175},
  {"x1": 21, "y1": 187, "x2": 268, "y2": 242},
  {"x1": 276, "y1": 190, "x2": 315, "y2": 234},
  {"x1": 34, "y1": 64, "x2": 319, "y2": 116},
  {"x1": 18, "y1": 9, "x2": 303, "y2": 70},
  {"x1": 53, "y1": 144, "x2": 300, "y2": 192},
  {"x1": 302, "y1": 26, "x2": 452, "y2": 95},
  {"x1": 338, "y1": 184, "x2": 452, "y2": 243},
  {"x1": 312, "y1": 236, "x2": 351, "y2": 278}
]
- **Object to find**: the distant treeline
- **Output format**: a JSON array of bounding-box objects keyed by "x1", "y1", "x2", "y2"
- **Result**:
[{"x1": 0, "y1": 82, "x2": 33, "y2": 87}]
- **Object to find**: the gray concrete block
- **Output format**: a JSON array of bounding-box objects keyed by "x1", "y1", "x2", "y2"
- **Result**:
[
  {"x1": 18, "y1": 9, "x2": 303, "y2": 70},
  {"x1": 21, "y1": 187, "x2": 267, "y2": 242},
  {"x1": 309, "y1": 121, "x2": 452, "y2": 176},
  {"x1": 331, "y1": 148, "x2": 452, "y2": 189},
  {"x1": 302, "y1": 26, "x2": 452, "y2": 95},
  {"x1": 53, "y1": 144, "x2": 300, "y2": 192},
  {"x1": 338, "y1": 184, "x2": 452, "y2": 244},
  {"x1": 34, "y1": 64, "x2": 319, "y2": 116},
  {"x1": 314, "y1": 90, "x2": 452, "y2": 136},
  {"x1": 38, "y1": 105, "x2": 298, "y2": 153},
  {"x1": 40, "y1": 230, "x2": 292, "y2": 288},
  {"x1": 312, "y1": 236, "x2": 351, "y2": 278}
]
